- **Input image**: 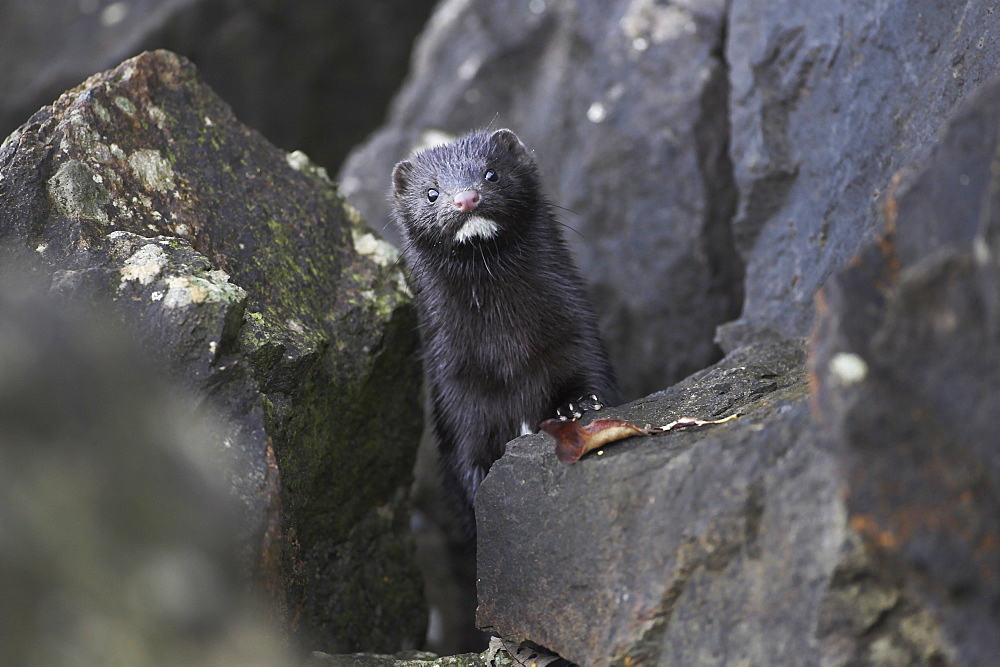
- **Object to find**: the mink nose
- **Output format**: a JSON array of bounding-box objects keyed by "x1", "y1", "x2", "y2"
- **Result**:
[{"x1": 453, "y1": 189, "x2": 481, "y2": 212}]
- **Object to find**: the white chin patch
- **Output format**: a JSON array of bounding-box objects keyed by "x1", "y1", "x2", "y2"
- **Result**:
[
  {"x1": 455, "y1": 215, "x2": 499, "y2": 243},
  {"x1": 519, "y1": 421, "x2": 533, "y2": 436}
]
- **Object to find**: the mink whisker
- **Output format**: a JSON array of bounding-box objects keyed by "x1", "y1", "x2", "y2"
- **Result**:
[
  {"x1": 387, "y1": 237, "x2": 416, "y2": 275},
  {"x1": 479, "y1": 243, "x2": 496, "y2": 281},
  {"x1": 551, "y1": 203, "x2": 580, "y2": 216},
  {"x1": 553, "y1": 218, "x2": 585, "y2": 239}
]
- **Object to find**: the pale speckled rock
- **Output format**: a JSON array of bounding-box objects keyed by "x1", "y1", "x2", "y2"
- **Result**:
[{"x1": 306, "y1": 650, "x2": 485, "y2": 667}]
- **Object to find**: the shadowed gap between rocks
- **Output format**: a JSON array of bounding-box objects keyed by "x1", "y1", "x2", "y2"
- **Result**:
[{"x1": 695, "y1": 12, "x2": 745, "y2": 360}]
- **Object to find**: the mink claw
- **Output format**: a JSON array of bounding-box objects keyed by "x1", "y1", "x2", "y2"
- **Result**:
[
  {"x1": 555, "y1": 402, "x2": 583, "y2": 421},
  {"x1": 578, "y1": 393, "x2": 604, "y2": 411},
  {"x1": 555, "y1": 393, "x2": 606, "y2": 421}
]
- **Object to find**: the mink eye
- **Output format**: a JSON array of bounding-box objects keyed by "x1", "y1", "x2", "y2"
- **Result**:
[
  {"x1": 484, "y1": 169, "x2": 498, "y2": 182},
  {"x1": 427, "y1": 188, "x2": 439, "y2": 202}
]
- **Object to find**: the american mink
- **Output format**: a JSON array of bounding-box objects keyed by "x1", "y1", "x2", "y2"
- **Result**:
[{"x1": 391, "y1": 128, "x2": 622, "y2": 536}]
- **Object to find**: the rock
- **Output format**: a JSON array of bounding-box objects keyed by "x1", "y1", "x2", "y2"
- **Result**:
[
  {"x1": 0, "y1": 0, "x2": 437, "y2": 173},
  {"x1": 305, "y1": 637, "x2": 542, "y2": 666},
  {"x1": 307, "y1": 650, "x2": 484, "y2": 667},
  {"x1": 810, "y1": 75, "x2": 1000, "y2": 666},
  {"x1": 340, "y1": 0, "x2": 743, "y2": 399},
  {"x1": 477, "y1": 340, "x2": 953, "y2": 665},
  {"x1": 0, "y1": 278, "x2": 295, "y2": 666},
  {"x1": 478, "y1": 341, "x2": 810, "y2": 664},
  {"x1": 0, "y1": 50, "x2": 425, "y2": 652},
  {"x1": 721, "y1": 0, "x2": 1000, "y2": 348},
  {"x1": 44, "y1": 230, "x2": 275, "y2": 576}
]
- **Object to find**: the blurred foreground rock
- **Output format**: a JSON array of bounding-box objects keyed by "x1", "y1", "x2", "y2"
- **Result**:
[
  {"x1": 0, "y1": 281, "x2": 294, "y2": 666},
  {"x1": 476, "y1": 76, "x2": 1000, "y2": 666},
  {"x1": 0, "y1": 50, "x2": 425, "y2": 653}
]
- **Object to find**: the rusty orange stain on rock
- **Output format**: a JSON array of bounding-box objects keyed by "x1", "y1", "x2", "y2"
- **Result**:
[{"x1": 850, "y1": 513, "x2": 899, "y2": 551}]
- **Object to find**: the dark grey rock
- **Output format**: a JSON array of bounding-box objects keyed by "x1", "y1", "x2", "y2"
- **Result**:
[
  {"x1": 0, "y1": 0, "x2": 437, "y2": 173},
  {"x1": 478, "y1": 343, "x2": 813, "y2": 663},
  {"x1": 477, "y1": 340, "x2": 953, "y2": 666},
  {"x1": 0, "y1": 50, "x2": 425, "y2": 653},
  {"x1": 811, "y1": 75, "x2": 1000, "y2": 666},
  {"x1": 340, "y1": 0, "x2": 742, "y2": 399},
  {"x1": 722, "y1": 0, "x2": 1000, "y2": 348}
]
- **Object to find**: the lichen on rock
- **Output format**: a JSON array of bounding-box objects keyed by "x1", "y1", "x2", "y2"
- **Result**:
[
  {"x1": 47, "y1": 159, "x2": 111, "y2": 224},
  {"x1": 128, "y1": 148, "x2": 176, "y2": 192}
]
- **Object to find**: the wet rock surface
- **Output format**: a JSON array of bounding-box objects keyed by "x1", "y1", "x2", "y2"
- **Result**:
[{"x1": 810, "y1": 76, "x2": 1000, "y2": 666}]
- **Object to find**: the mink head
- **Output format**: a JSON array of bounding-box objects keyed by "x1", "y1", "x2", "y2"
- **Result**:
[{"x1": 391, "y1": 129, "x2": 542, "y2": 249}]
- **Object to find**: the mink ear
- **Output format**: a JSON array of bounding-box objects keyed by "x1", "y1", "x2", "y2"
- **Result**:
[
  {"x1": 391, "y1": 160, "x2": 414, "y2": 198},
  {"x1": 491, "y1": 129, "x2": 531, "y2": 161}
]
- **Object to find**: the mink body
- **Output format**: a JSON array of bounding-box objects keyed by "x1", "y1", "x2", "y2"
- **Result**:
[{"x1": 391, "y1": 129, "x2": 622, "y2": 536}]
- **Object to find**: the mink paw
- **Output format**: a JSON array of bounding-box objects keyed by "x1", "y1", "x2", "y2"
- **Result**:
[{"x1": 555, "y1": 394, "x2": 605, "y2": 421}]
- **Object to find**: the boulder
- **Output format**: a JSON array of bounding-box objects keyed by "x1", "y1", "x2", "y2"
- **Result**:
[
  {"x1": 479, "y1": 342, "x2": 815, "y2": 665},
  {"x1": 340, "y1": 0, "x2": 743, "y2": 399},
  {"x1": 477, "y1": 338, "x2": 955, "y2": 665},
  {"x1": 0, "y1": 0, "x2": 437, "y2": 173},
  {"x1": 0, "y1": 50, "x2": 425, "y2": 653}
]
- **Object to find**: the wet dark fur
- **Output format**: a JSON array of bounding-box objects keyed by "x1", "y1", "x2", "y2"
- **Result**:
[{"x1": 391, "y1": 129, "x2": 622, "y2": 536}]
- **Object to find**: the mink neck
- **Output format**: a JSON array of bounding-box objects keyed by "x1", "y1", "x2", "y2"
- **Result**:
[
  {"x1": 407, "y1": 219, "x2": 536, "y2": 277},
  {"x1": 404, "y1": 221, "x2": 558, "y2": 307}
]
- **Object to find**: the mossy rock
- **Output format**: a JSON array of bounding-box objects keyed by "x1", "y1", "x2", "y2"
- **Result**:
[{"x1": 0, "y1": 50, "x2": 425, "y2": 652}]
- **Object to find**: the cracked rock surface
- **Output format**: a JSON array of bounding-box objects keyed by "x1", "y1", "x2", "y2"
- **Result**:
[
  {"x1": 722, "y1": 0, "x2": 1000, "y2": 348},
  {"x1": 477, "y1": 342, "x2": 838, "y2": 666}
]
